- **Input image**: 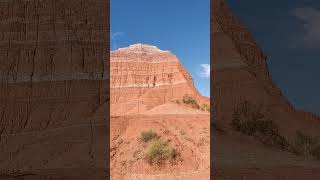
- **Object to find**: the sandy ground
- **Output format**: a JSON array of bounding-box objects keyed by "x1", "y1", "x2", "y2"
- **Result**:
[
  {"x1": 110, "y1": 112, "x2": 210, "y2": 180},
  {"x1": 212, "y1": 127, "x2": 320, "y2": 180},
  {"x1": 0, "y1": 101, "x2": 108, "y2": 180}
]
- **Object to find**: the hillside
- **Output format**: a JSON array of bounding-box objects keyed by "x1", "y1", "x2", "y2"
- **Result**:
[
  {"x1": 212, "y1": 0, "x2": 320, "y2": 179},
  {"x1": 110, "y1": 44, "x2": 210, "y2": 179}
]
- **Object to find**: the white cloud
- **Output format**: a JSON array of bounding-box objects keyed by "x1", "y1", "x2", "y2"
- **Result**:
[
  {"x1": 110, "y1": 32, "x2": 124, "y2": 50},
  {"x1": 110, "y1": 32, "x2": 124, "y2": 39},
  {"x1": 199, "y1": 64, "x2": 210, "y2": 78},
  {"x1": 291, "y1": 7, "x2": 320, "y2": 48}
]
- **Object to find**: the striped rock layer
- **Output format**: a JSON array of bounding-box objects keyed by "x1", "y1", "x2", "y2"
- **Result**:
[
  {"x1": 212, "y1": 0, "x2": 320, "y2": 138},
  {"x1": 0, "y1": 0, "x2": 108, "y2": 177},
  {"x1": 110, "y1": 44, "x2": 207, "y2": 115}
]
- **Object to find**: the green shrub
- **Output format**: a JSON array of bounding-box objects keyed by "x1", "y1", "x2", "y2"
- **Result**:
[
  {"x1": 182, "y1": 95, "x2": 200, "y2": 109},
  {"x1": 231, "y1": 101, "x2": 289, "y2": 150},
  {"x1": 140, "y1": 130, "x2": 159, "y2": 143},
  {"x1": 145, "y1": 139, "x2": 177, "y2": 164}
]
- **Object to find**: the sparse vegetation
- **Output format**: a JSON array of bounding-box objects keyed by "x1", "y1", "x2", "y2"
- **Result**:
[
  {"x1": 231, "y1": 101, "x2": 289, "y2": 150},
  {"x1": 139, "y1": 130, "x2": 159, "y2": 143},
  {"x1": 180, "y1": 130, "x2": 186, "y2": 136},
  {"x1": 289, "y1": 131, "x2": 320, "y2": 160},
  {"x1": 145, "y1": 139, "x2": 177, "y2": 164},
  {"x1": 311, "y1": 144, "x2": 320, "y2": 161},
  {"x1": 201, "y1": 104, "x2": 210, "y2": 112},
  {"x1": 139, "y1": 129, "x2": 178, "y2": 164},
  {"x1": 182, "y1": 95, "x2": 200, "y2": 109},
  {"x1": 232, "y1": 101, "x2": 320, "y2": 161}
]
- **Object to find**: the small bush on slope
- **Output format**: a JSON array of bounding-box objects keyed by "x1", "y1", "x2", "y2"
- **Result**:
[
  {"x1": 232, "y1": 101, "x2": 320, "y2": 161},
  {"x1": 311, "y1": 144, "x2": 320, "y2": 161},
  {"x1": 145, "y1": 139, "x2": 177, "y2": 164},
  {"x1": 140, "y1": 130, "x2": 159, "y2": 143},
  {"x1": 182, "y1": 95, "x2": 200, "y2": 109},
  {"x1": 201, "y1": 104, "x2": 210, "y2": 112},
  {"x1": 231, "y1": 101, "x2": 289, "y2": 150},
  {"x1": 290, "y1": 131, "x2": 320, "y2": 160}
]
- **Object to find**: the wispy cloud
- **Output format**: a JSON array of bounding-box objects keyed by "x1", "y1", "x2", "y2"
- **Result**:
[
  {"x1": 198, "y1": 64, "x2": 210, "y2": 78},
  {"x1": 291, "y1": 7, "x2": 320, "y2": 48},
  {"x1": 110, "y1": 31, "x2": 124, "y2": 50}
]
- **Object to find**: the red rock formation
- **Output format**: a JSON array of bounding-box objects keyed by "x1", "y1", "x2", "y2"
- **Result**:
[
  {"x1": 0, "y1": 0, "x2": 108, "y2": 178},
  {"x1": 212, "y1": 0, "x2": 320, "y2": 138},
  {"x1": 110, "y1": 43, "x2": 208, "y2": 115},
  {"x1": 110, "y1": 44, "x2": 210, "y2": 179},
  {"x1": 212, "y1": 1, "x2": 320, "y2": 179}
]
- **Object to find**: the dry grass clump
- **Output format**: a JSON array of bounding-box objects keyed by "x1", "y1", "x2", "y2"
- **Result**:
[
  {"x1": 201, "y1": 104, "x2": 210, "y2": 112},
  {"x1": 139, "y1": 129, "x2": 178, "y2": 164},
  {"x1": 232, "y1": 101, "x2": 320, "y2": 161},
  {"x1": 182, "y1": 95, "x2": 200, "y2": 109},
  {"x1": 145, "y1": 139, "x2": 177, "y2": 164},
  {"x1": 289, "y1": 131, "x2": 320, "y2": 161},
  {"x1": 231, "y1": 101, "x2": 289, "y2": 150},
  {"x1": 139, "y1": 130, "x2": 159, "y2": 143}
]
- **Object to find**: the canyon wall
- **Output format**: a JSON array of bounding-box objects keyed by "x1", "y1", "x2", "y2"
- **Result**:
[
  {"x1": 0, "y1": 0, "x2": 108, "y2": 177},
  {"x1": 212, "y1": 0, "x2": 320, "y2": 138}
]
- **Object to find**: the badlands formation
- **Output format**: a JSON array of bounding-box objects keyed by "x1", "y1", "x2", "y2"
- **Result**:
[
  {"x1": 110, "y1": 44, "x2": 210, "y2": 179},
  {"x1": 0, "y1": 0, "x2": 108, "y2": 179},
  {"x1": 110, "y1": 44, "x2": 208, "y2": 115},
  {"x1": 213, "y1": 0, "x2": 320, "y2": 179}
]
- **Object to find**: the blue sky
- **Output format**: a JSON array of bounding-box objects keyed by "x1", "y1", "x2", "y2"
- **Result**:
[
  {"x1": 228, "y1": 0, "x2": 320, "y2": 114},
  {"x1": 110, "y1": 0, "x2": 210, "y2": 97}
]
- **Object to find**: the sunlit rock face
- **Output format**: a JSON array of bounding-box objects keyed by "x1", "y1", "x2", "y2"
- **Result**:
[
  {"x1": 110, "y1": 43, "x2": 207, "y2": 115},
  {"x1": 212, "y1": 0, "x2": 320, "y2": 137}
]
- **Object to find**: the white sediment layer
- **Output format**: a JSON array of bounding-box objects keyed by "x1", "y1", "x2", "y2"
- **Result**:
[
  {"x1": 111, "y1": 43, "x2": 171, "y2": 54},
  {"x1": 111, "y1": 80, "x2": 186, "y2": 88}
]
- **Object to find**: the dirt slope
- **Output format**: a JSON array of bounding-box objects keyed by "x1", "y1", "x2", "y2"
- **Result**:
[
  {"x1": 111, "y1": 113, "x2": 210, "y2": 180},
  {"x1": 213, "y1": 129, "x2": 320, "y2": 180}
]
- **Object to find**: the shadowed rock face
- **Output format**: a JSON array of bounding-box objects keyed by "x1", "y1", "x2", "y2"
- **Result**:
[
  {"x1": 212, "y1": 1, "x2": 320, "y2": 179},
  {"x1": 110, "y1": 43, "x2": 208, "y2": 115},
  {"x1": 212, "y1": 0, "x2": 320, "y2": 138},
  {"x1": 0, "y1": 0, "x2": 108, "y2": 179}
]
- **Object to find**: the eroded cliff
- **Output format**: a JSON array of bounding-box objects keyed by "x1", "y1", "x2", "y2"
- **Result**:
[
  {"x1": 110, "y1": 43, "x2": 208, "y2": 115},
  {"x1": 212, "y1": 0, "x2": 320, "y2": 138},
  {"x1": 0, "y1": 0, "x2": 108, "y2": 178}
]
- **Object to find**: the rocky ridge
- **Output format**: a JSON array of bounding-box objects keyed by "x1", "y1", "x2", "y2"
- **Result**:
[
  {"x1": 212, "y1": 1, "x2": 320, "y2": 179},
  {"x1": 212, "y1": 0, "x2": 320, "y2": 138},
  {"x1": 110, "y1": 43, "x2": 208, "y2": 115}
]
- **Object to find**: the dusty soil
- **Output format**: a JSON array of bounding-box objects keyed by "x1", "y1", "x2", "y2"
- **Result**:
[
  {"x1": 110, "y1": 109, "x2": 210, "y2": 180},
  {"x1": 0, "y1": 100, "x2": 108, "y2": 180},
  {"x1": 212, "y1": 126, "x2": 320, "y2": 180}
]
